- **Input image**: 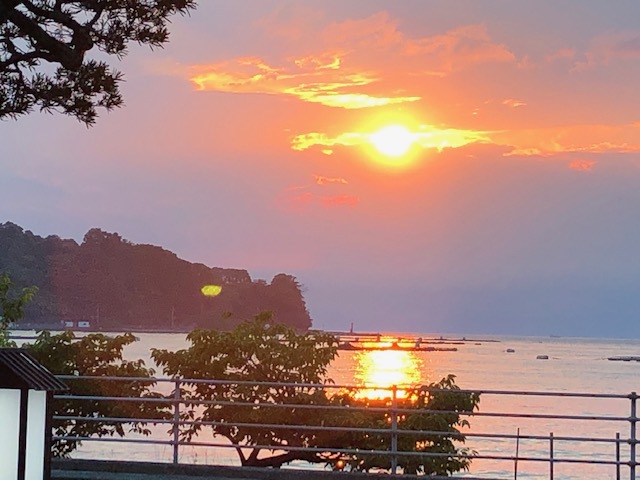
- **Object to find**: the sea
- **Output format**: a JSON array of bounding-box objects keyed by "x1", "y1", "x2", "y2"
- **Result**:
[{"x1": 18, "y1": 331, "x2": 640, "y2": 479}]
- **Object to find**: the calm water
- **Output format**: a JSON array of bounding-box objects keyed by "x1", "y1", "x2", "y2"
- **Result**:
[{"x1": 31, "y1": 332, "x2": 640, "y2": 478}]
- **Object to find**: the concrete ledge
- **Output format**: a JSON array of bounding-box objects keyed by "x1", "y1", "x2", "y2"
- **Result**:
[{"x1": 51, "y1": 459, "x2": 427, "y2": 480}]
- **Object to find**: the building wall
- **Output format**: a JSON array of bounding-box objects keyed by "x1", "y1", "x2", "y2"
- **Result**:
[
  {"x1": 0, "y1": 389, "x2": 47, "y2": 480},
  {"x1": 0, "y1": 389, "x2": 20, "y2": 480},
  {"x1": 25, "y1": 390, "x2": 47, "y2": 480}
]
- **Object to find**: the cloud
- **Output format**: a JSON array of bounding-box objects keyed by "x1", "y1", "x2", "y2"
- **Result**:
[
  {"x1": 291, "y1": 132, "x2": 369, "y2": 151},
  {"x1": 292, "y1": 122, "x2": 640, "y2": 159},
  {"x1": 256, "y1": 4, "x2": 325, "y2": 41},
  {"x1": 498, "y1": 123, "x2": 640, "y2": 157},
  {"x1": 189, "y1": 57, "x2": 420, "y2": 109},
  {"x1": 322, "y1": 11, "x2": 404, "y2": 49},
  {"x1": 292, "y1": 125, "x2": 492, "y2": 153},
  {"x1": 283, "y1": 191, "x2": 359, "y2": 210},
  {"x1": 569, "y1": 160, "x2": 596, "y2": 172},
  {"x1": 502, "y1": 98, "x2": 527, "y2": 108},
  {"x1": 574, "y1": 30, "x2": 640, "y2": 70},
  {"x1": 402, "y1": 24, "x2": 516, "y2": 74},
  {"x1": 315, "y1": 175, "x2": 348, "y2": 186},
  {"x1": 293, "y1": 51, "x2": 343, "y2": 70},
  {"x1": 320, "y1": 195, "x2": 360, "y2": 207},
  {"x1": 185, "y1": 13, "x2": 518, "y2": 109},
  {"x1": 281, "y1": 176, "x2": 355, "y2": 210},
  {"x1": 545, "y1": 48, "x2": 576, "y2": 64}
]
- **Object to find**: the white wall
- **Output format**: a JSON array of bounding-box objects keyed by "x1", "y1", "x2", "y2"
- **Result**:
[
  {"x1": 0, "y1": 389, "x2": 20, "y2": 480},
  {"x1": 0, "y1": 389, "x2": 48, "y2": 480},
  {"x1": 25, "y1": 391, "x2": 47, "y2": 480}
]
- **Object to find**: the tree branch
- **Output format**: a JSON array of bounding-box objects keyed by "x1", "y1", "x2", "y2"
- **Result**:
[
  {"x1": 0, "y1": 0, "x2": 24, "y2": 24},
  {"x1": 244, "y1": 450, "x2": 321, "y2": 468},
  {"x1": 2, "y1": 4, "x2": 84, "y2": 69}
]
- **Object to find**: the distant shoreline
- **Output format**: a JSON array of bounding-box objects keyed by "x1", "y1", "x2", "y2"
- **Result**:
[{"x1": 9, "y1": 326, "x2": 501, "y2": 343}]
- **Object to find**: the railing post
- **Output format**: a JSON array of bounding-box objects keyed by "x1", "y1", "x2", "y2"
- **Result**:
[
  {"x1": 630, "y1": 392, "x2": 638, "y2": 480},
  {"x1": 617, "y1": 432, "x2": 621, "y2": 480},
  {"x1": 173, "y1": 379, "x2": 181, "y2": 464},
  {"x1": 391, "y1": 385, "x2": 398, "y2": 475},
  {"x1": 514, "y1": 427, "x2": 520, "y2": 480},
  {"x1": 549, "y1": 432, "x2": 554, "y2": 480}
]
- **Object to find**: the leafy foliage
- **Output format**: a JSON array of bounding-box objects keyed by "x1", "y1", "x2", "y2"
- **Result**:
[
  {"x1": 25, "y1": 330, "x2": 170, "y2": 457},
  {"x1": 326, "y1": 376, "x2": 479, "y2": 475},
  {"x1": 0, "y1": 0, "x2": 196, "y2": 124},
  {"x1": 0, "y1": 271, "x2": 37, "y2": 346},
  {"x1": 152, "y1": 313, "x2": 339, "y2": 467},
  {"x1": 152, "y1": 315, "x2": 480, "y2": 473}
]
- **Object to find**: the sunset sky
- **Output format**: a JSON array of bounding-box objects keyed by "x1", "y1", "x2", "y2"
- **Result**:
[{"x1": 2, "y1": 1, "x2": 640, "y2": 337}]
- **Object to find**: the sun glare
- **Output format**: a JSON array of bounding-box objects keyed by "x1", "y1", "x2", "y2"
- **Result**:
[
  {"x1": 353, "y1": 349, "x2": 423, "y2": 400},
  {"x1": 369, "y1": 125, "x2": 415, "y2": 157}
]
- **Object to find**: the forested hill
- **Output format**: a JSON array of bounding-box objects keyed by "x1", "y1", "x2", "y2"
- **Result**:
[{"x1": 0, "y1": 222, "x2": 312, "y2": 331}]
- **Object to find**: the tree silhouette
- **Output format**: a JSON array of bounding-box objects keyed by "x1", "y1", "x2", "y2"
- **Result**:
[
  {"x1": 0, "y1": 0, "x2": 196, "y2": 125},
  {"x1": 0, "y1": 223, "x2": 313, "y2": 331}
]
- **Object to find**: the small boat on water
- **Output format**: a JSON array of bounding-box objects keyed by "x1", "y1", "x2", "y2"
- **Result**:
[{"x1": 608, "y1": 356, "x2": 640, "y2": 362}]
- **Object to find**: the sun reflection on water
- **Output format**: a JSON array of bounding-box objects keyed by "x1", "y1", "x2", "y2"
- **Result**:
[{"x1": 352, "y1": 349, "x2": 424, "y2": 400}]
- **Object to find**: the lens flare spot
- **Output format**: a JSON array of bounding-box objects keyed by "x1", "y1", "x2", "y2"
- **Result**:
[{"x1": 201, "y1": 285, "x2": 222, "y2": 297}]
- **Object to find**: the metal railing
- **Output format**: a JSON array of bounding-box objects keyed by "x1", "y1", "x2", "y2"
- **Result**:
[{"x1": 52, "y1": 376, "x2": 638, "y2": 479}]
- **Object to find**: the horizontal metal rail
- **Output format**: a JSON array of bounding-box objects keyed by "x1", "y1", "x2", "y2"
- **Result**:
[
  {"x1": 53, "y1": 414, "x2": 627, "y2": 443},
  {"x1": 52, "y1": 376, "x2": 638, "y2": 478},
  {"x1": 56, "y1": 374, "x2": 633, "y2": 398},
  {"x1": 54, "y1": 393, "x2": 629, "y2": 422},
  {"x1": 54, "y1": 433, "x2": 627, "y2": 465}
]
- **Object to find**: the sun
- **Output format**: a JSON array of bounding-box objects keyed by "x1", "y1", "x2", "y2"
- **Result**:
[{"x1": 369, "y1": 125, "x2": 415, "y2": 157}]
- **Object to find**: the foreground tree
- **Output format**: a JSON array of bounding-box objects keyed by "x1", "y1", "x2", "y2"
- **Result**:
[
  {"x1": 25, "y1": 331, "x2": 169, "y2": 456},
  {"x1": 326, "y1": 376, "x2": 480, "y2": 475},
  {"x1": 152, "y1": 314, "x2": 480, "y2": 474},
  {"x1": 152, "y1": 313, "x2": 339, "y2": 467},
  {"x1": 0, "y1": 272, "x2": 37, "y2": 346},
  {"x1": 0, "y1": 0, "x2": 196, "y2": 125}
]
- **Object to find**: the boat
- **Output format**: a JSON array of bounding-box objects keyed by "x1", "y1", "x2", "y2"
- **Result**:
[
  {"x1": 536, "y1": 355, "x2": 549, "y2": 360},
  {"x1": 608, "y1": 356, "x2": 640, "y2": 362}
]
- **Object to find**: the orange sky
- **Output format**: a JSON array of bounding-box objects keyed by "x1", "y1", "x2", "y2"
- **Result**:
[{"x1": 2, "y1": 1, "x2": 640, "y2": 336}]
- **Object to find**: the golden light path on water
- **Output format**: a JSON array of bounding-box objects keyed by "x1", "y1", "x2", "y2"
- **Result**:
[{"x1": 352, "y1": 347, "x2": 424, "y2": 400}]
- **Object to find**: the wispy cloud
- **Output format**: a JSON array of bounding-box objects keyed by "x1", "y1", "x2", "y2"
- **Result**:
[
  {"x1": 184, "y1": 13, "x2": 518, "y2": 109},
  {"x1": 574, "y1": 30, "x2": 640, "y2": 70},
  {"x1": 292, "y1": 125, "x2": 492, "y2": 153},
  {"x1": 283, "y1": 191, "x2": 359, "y2": 210},
  {"x1": 402, "y1": 24, "x2": 516, "y2": 75},
  {"x1": 502, "y1": 98, "x2": 527, "y2": 108},
  {"x1": 281, "y1": 175, "x2": 356, "y2": 210},
  {"x1": 320, "y1": 195, "x2": 359, "y2": 207},
  {"x1": 291, "y1": 122, "x2": 640, "y2": 159},
  {"x1": 498, "y1": 123, "x2": 640, "y2": 157},
  {"x1": 315, "y1": 175, "x2": 348, "y2": 185},
  {"x1": 569, "y1": 160, "x2": 596, "y2": 172},
  {"x1": 190, "y1": 57, "x2": 419, "y2": 109}
]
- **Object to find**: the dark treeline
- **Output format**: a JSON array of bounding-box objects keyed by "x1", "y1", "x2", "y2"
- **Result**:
[{"x1": 0, "y1": 222, "x2": 311, "y2": 331}]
